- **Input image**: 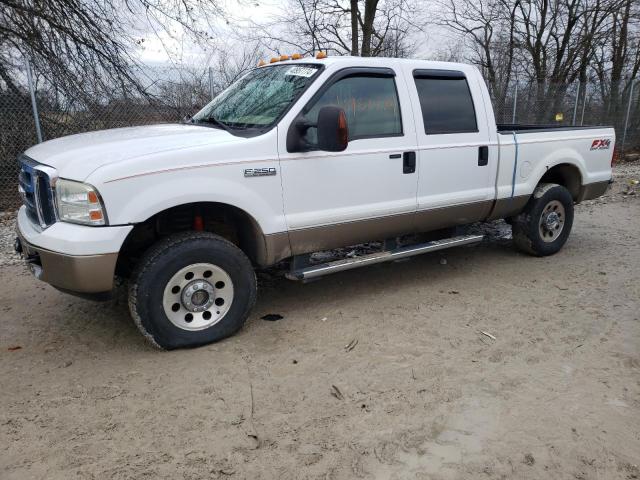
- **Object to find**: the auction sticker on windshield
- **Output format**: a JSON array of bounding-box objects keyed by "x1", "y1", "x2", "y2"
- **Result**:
[{"x1": 286, "y1": 66, "x2": 317, "y2": 77}]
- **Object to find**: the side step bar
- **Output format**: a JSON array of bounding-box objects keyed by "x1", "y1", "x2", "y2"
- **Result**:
[{"x1": 286, "y1": 234, "x2": 484, "y2": 281}]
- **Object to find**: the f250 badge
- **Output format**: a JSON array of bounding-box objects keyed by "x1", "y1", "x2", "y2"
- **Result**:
[
  {"x1": 590, "y1": 139, "x2": 611, "y2": 150},
  {"x1": 244, "y1": 167, "x2": 277, "y2": 177}
]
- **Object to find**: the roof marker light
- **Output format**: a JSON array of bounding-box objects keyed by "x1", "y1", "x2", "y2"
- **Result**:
[
  {"x1": 291, "y1": 53, "x2": 302, "y2": 60},
  {"x1": 280, "y1": 54, "x2": 290, "y2": 61},
  {"x1": 316, "y1": 51, "x2": 327, "y2": 59},
  {"x1": 270, "y1": 57, "x2": 279, "y2": 63},
  {"x1": 257, "y1": 59, "x2": 266, "y2": 67}
]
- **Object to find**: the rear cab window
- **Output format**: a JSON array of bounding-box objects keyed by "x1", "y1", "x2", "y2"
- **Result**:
[{"x1": 413, "y1": 70, "x2": 478, "y2": 134}]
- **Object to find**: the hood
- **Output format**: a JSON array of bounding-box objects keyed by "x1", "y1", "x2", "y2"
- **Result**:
[{"x1": 24, "y1": 124, "x2": 241, "y2": 180}]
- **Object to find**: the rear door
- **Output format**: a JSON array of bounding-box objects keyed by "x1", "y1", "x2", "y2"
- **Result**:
[
  {"x1": 278, "y1": 65, "x2": 419, "y2": 254},
  {"x1": 401, "y1": 67, "x2": 497, "y2": 230}
]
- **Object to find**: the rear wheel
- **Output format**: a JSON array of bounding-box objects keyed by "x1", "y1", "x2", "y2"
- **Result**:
[
  {"x1": 129, "y1": 232, "x2": 256, "y2": 349},
  {"x1": 512, "y1": 183, "x2": 574, "y2": 256}
]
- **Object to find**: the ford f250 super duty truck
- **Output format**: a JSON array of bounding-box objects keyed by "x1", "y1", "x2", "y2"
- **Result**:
[{"x1": 15, "y1": 55, "x2": 614, "y2": 349}]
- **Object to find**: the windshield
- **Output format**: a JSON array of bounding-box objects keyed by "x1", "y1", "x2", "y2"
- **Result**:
[{"x1": 191, "y1": 64, "x2": 322, "y2": 131}]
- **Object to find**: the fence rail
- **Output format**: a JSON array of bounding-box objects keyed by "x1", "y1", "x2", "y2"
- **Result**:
[{"x1": 1, "y1": 58, "x2": 638, "y2": 211}]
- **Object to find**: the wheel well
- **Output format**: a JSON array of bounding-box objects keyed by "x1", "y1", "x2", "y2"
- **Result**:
[
  {"x1": 115, "y1": 202, "x2": 266, "y2": 278},
  {"x1": 538, "y1": 164, "x2": 582, "y2": 200}
]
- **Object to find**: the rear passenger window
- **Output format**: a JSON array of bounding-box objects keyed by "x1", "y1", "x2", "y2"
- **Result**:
[
  {"x1": 413, "y1": 73, "x2": 478, "y2": 134},
  {"x1": 304, "y1": 75, "x2": 402, "y2": 141}
]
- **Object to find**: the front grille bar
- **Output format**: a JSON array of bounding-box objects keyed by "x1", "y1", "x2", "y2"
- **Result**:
[{"x1": 18, "y1": 156, "x2": 58, "y2": 229}]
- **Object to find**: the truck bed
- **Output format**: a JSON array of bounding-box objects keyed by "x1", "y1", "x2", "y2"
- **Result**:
[{"x1": 493, "y1": 123, "x2": 615, "y2": 206}]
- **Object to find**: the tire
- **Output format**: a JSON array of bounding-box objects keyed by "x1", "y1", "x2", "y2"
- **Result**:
[
  {"x1": 129, "y1": 231, "x2": 257, "y2": 349},
  {"x1": 512, "y1": 183, "x2": 574, "y2": 256}
]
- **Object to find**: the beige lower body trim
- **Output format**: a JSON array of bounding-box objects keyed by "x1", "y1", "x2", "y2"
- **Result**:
[
  {"x1": 486, "y1": 195, "x2": 530, "y2": 221},
  {"x1": 288, "y1": 200, "x2": 500, "y2": 257},
  {"x1": 288, "y1": 211, "x2": 413, "y2": 256},
  {"x1": 577, "y1": 180, "x2": 611, "y2": 202},
  {"x1": 415, "y1": 200, "x2": 493, "y2": 232},
  {"x1": 17, "y1": 231, "x2": 118, "y2": 293},
  {"x1": 262, "y1": 232, "x2": 292, "y2": 265}
]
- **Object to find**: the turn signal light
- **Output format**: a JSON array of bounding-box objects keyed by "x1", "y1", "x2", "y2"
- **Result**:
[
  {"x1": 316, "y1": 51, "x2": 327, "y2": 59},
  {"x1": 291, "y1": 53, "x2": 302, "y2": 60}
]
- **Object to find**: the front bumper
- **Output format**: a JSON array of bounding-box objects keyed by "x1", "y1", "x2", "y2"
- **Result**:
[{"x1": 15, "y1": 207, "x2": 131, "y2": 294}]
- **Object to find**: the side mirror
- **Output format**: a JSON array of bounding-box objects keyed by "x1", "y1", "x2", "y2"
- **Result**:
[
  {"x1": 286, "y1": 106, "x2": 349, "y2": 153},
  {"x1": 317, "y1": 106, "x2": 349, "y2": 152}
]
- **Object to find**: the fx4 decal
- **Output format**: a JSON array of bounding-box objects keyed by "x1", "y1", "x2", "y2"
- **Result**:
[
  {"x1": 590, "y1": 139, "x2": 611, "y2": 150},
  {"x1": 244, "y1": 167, "x2": 277, "y2": 177}
]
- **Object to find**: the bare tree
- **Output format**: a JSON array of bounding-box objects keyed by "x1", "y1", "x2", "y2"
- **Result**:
[
  {"x1": 0, "y1": 0, "x2": 226, "y2": 100},
  {"x1": 148, "y1": 42, "x2": 263, "y2": 121},
  {"x1": 436, "y1": 0, "x2": 517, "y2": 105},
  {"x1": 593, "y1": 0, "x2": 640, "y2": 125},
  {"x1": 436, "y1": 0, "x2": 633, "y2": 122},
  {"x1": 210, "y1": 43, "x2": 264, "y2": 93},
  {"x1": 247, "y1": 0, "x2": 422, "y2": 58}
]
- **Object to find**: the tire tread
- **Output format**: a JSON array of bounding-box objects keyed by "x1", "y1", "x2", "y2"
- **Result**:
[
  {"x1": 512, "y1": 183, "x2": 574, "y2": 257},
  {"x1": 128, "y1": 231, "x2": 256, "y2": 349}
]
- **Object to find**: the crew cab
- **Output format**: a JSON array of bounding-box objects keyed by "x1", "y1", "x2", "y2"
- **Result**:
[{"x1": 15, "y1": 55, "x2": 614, "y2": 349}]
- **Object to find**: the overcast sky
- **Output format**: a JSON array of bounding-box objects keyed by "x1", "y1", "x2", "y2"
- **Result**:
[{"x1": 134, "y1": 0, "x2": 452, "y2": 67}]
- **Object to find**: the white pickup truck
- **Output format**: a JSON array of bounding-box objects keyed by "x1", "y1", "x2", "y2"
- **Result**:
[{"x1": 15, "y1": 55, "x2": 614, "y2": 349}]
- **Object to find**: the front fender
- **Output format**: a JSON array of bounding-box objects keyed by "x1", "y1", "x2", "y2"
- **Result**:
[{"x1": 94, "y1": 164, "x2": 287, "y2": 234}]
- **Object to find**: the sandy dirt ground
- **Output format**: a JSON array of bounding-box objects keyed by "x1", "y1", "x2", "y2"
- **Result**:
[{"x1": 1, "y1": 165, "x2": 639, "y2": 480}]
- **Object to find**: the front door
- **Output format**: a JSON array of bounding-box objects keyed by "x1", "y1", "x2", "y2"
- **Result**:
[{"x1": 278, "y1": 66, "x2": 419, "y2": 255}]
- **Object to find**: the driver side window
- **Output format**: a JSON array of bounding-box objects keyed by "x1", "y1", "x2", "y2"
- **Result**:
[{"x1": 303, "y1": 74, "x2": 403, "y2": 143}]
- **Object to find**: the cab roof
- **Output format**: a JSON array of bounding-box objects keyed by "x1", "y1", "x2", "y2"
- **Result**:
[{"x1": 260, "y1": 55, "x2": 475, "y2": 73}]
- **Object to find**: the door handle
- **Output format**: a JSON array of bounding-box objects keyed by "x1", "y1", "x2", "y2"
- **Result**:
[
  {"x1": 478, "y1": 146, "x2": 488, "y2": 166},
  {"x1": 403, "y1": 151, "x2": 416, "y2": 174}
]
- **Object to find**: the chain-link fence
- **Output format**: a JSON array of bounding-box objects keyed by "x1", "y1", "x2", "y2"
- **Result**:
[
  {"x1": 492, "y1": 80, "x2": 640, "y2": 143},
  {"x1": 1, "y1": 59, "x2": 639, "y2": 211},
  {"x1": 0, "y1": 62, "x2": 213, "y2": 211}
]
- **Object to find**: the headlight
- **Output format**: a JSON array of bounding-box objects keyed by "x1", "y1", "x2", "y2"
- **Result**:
[{"x1": 55, "y1": 179, "x2": 107, "y2": 226}]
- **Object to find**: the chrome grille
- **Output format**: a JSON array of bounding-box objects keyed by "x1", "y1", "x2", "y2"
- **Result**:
[{"x1": 18, "y1": 156, "x2": 57, "y2": 228}]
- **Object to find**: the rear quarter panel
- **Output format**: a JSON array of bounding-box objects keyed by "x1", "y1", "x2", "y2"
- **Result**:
[{"x1": 496, "y1": 127, "x2": 615, "y2": 200}]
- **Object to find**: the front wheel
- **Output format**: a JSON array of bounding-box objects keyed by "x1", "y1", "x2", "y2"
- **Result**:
[
  {"x1": 512, "y1": 183, "x2": 574, "y2": 256},
  {"x1": 129, "y1": 232, "x2": 257, "y2": 349}
]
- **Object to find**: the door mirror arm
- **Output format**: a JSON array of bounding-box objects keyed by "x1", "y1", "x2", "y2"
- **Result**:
[{"x1": 286, "y1": 117, "x2": 315, "y2": 153}]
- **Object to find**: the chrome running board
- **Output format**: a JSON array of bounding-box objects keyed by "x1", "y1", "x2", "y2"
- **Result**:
[{"x1": 286, "y1": 234, "x2": 484, "y2": 281}]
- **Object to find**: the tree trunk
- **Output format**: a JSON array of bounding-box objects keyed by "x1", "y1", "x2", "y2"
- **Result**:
[
  {"x1": 608, "y1": 0, "x2": 631, "y2": 125},
  {"x1": 360, "y1": 0, "x2": 379, "y2": 57},
  {"x1": 350, "y1": 0, "x2": 359, "y2": 55}
]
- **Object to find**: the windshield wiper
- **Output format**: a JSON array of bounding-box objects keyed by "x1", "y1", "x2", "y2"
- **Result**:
[{"x1": 191, "y1": 115, "x2": 239, "y2": 134}]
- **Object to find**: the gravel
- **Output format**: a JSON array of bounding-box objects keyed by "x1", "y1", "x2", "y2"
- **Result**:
[
  {"x1": 0, "y1": 210, "x2": 19, "y2": 267},
  {"x1": 1, "y1": 161, "x2": 639, "y2": 480}
]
